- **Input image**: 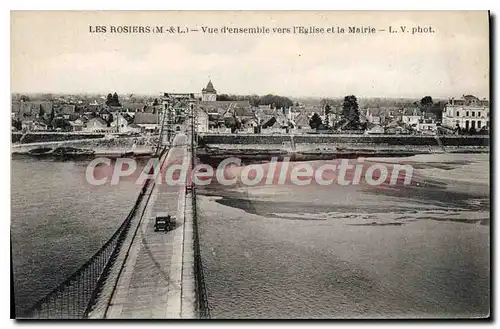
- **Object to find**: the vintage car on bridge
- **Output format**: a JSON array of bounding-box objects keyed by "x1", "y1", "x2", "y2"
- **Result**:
[{"x1": 154, "y1": 212, "x2": 175, "y2": 232}]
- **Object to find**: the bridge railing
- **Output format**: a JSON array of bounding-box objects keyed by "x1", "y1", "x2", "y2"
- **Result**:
[
  {"x1": 190, "y1": 179, "x2": 210, "y2": 318},
  {"x1": 188, "y1": 122, "x2": 210, "y2": 319},
  {"x1": 20, "y1": 149, "x2": 166, "y2": 319}
]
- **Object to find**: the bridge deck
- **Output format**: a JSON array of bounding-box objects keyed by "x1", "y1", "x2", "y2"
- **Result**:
[
  {"x1": 105, "y1": 184, "x2": 182, "y2": 318},
  {"x1": 90, "y1": 134, "x2": 189, "y2": 319}
]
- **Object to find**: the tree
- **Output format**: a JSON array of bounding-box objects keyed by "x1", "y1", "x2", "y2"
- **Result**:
[
  {"x1": 112, "y1": 92, "x2": 120, "y2": 106},
  {"x1": 12, "y1": 119, "x2": 22, "y2": 131},
  {"x1": 106, "y1": 113, "x2": 114, "y2": 127},
  {"x1": 106, "y1": 92, "x2": 121, "y2": 107},
  {"x1": 51, "y1": 118, "x2": 71, "y2": 131},
  {"x1": 420, "y1": 96, "x2": 433, "y2": 110},
  {"x1": 341, "y1": 95, "x2": 360, "y2": 129},
  {"x1": 260, "y1": 94, "x2": 294, "y2": 109},
  {"x1": 49, "y1": 107, "x2": 55, "y2": 126},
  {"x1": 248, "y1": 94, "x2": 260, "y2": 107},
  {"x1": 212, "y1": 93, "x2": 293, "y2": 109},
  {"x1": 38, "y1": 105, "x2": 45, "y2": 118},
  {"x1": 153, "y1": 98, "x2": 159, "y2": 106},
  {"x1": 430, "y1": 101, "x2": 444, "y2": 122},
  {"x1": 320, "y1": 98, "x2": 334, "y2": 108},
  {"x1": 106, "y1": 93, "x2": 113, "y2": 106},
  {"x1": 216, "y1": 94, "x2": 232, "y2": 101},
  {"x1": 324, "y1": 104, "x2": 332, "y2": 128},
  {"x1": 309, "y1": 113, "x2": 323, "y2": 129},
  {"x1": 224, "y1": 115, "x2": 241, "y2": 133}
]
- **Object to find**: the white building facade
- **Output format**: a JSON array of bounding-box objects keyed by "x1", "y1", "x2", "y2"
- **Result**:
[
  {"x1": 416, "y1": 120, "x2": 438, "y2": 133},
  {"x1": 196, "y1": 108, "x2": 209, "y2": 133},
  {"x1": 443, "y1": 95, "x2": 489, "y2": 131},
  {"x1": 402, "y1": 108, "x2": 423, "y2": 126}
]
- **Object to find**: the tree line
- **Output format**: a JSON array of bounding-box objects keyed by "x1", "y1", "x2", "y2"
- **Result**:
[
  {"x1": 310, "y1": 95, "x2": 363, "y2": 130},
  {"x1": 216, "y1": 94, "x2": 294, "y2": 109},
  {"x1": 312, "y1": 95, "x2": 446, "y2": 131}
]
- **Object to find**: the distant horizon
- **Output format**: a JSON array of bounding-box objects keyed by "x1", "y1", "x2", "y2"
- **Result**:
[{"x1": 10, "y1": 90, "x2": 488, "y2": 101}]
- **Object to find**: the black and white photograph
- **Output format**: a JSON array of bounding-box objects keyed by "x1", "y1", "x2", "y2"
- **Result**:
[{"x1": 9, "y1": 10, "x2": 490, "y2": 319}]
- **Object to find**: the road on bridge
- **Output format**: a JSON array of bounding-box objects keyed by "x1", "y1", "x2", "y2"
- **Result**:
[{"x1": 96, "y1": 133, "x2": 190, "y2": 319}]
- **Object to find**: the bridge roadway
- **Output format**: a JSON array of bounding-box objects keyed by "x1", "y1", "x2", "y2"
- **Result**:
[{"x1": 88, "y1": 133, "x2": 195, "y2": 319}]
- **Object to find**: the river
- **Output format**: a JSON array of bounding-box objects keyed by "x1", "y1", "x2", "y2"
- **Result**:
[
  {"x1": 11, "y1": 153, "x2": 490, "y2": 318},
  {"x1": 10, "y1": 156, "x2": 150, "y2": 315},
  {"x1": 196, "y1": 153, "x2": 490, "y2": 318}
]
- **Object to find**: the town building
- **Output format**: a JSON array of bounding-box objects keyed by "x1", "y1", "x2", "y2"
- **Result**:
[
  {"x1": 365, "y1": 108, "x2": 385, "y2": 125},
  {"x1": 241, "y1": 118, "x2": 258, "y2": 133},
  {"x1": 416, "y1": 119, "x2": 438, "y2": 134},
  {"x1": 261, "y1": 117, "x2": 286, "y2": 134},
  {"x1": 68, "y1": 118, "x2": 85, "y2": 132},
  {"x1": 121, "y1": 101, "x2": 146, "y2": 113},
  {"x1": 84, "y1": 117, "x2": 110, "y2": 132},
  {"x1": 54, "y1": 104, "x2": 76, "y2": 119},
  {"x1": 195, "y1": 108, "x2": 210, "y2": 133},
  {"x1": 14, "y1": 100, "x2": 53, "y2": 121},
  {"x1": 292, "y1": 112, "x2": 313, "y2": 133},
  {"x1": 133, "y1": 113, "x2": 160, "y2": 132},
  {"x1": 402, "y1": 108, "x2": 423, "y2": 126},
  {"x1": 261, "y1": 110, "x2": 289, "y2": 134},
  {"x1": 199, "y1": 99, "x2": 252, "y2": 133},
  {"x1": 127, "y1": 123, "x2": 142, "y2": 134},
  {"x1": 366, "y1": 124, "x2": 385, "y2": 135},
  {"x1": 111, "y1": 113, "x2": 135, "y2": 133},
  {"x1": 384, "y1": 119, "x2": 409, "y2": 135},
  {"x1": 201, "y1": 80, "x2": 217, "y2": 102},
  {"x1": 22, "y1": 119, "x2": 48, "y2": 131},
  {"x1": 442, "y1": 95, "x2": 489, "y2": 131}
]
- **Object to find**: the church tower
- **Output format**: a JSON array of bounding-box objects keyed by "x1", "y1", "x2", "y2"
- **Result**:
[{"x1": 202, "y1": 80, "x2": 217, "y2": 102}]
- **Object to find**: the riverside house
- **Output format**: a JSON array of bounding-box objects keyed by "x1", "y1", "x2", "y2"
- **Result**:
[
  {"x1": 21, "y1": 119, "x2": 49, "y2": 131},
  {"x1": 84, "y1": 117, "x2": 111, "y2": 132},
  {"x1": 365, "y1": 108, "x2": 384, "y2": 125},
  {"x1": 442, "y1": 95, "x2": 489, "y2": 131},
  {"x1": 68, "y1": 118, "x2": 85, "y2": 132},
  {"x1": 402, "y1": 107, "x2": 423, "y2": 127},
  {"x1": 111, "y1": 113, "x2": 136, "y2": 133},
  {"x1": 133, "y1": 113, "x2": 159, "y2": 133},
  {"x1": 291, "y1": 112, "x2": 313, "y2": 133},
  {"x1": 416, "y1": 119, "x2": 438, "y2": 134}
]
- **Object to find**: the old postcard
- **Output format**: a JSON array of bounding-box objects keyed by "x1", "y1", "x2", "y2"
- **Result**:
[{"x1": 10, "y1": 11, "x2": 490, "y2": 319}]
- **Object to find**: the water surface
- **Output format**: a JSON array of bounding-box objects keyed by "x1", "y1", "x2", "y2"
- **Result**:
[{"x1": 197, "y1": 153, "x2": 490, "y2": 318}]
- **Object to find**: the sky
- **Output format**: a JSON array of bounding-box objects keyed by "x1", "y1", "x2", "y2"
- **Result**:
[{"x1": 11, "y1": 11, "x2": 490, "y2": 99}]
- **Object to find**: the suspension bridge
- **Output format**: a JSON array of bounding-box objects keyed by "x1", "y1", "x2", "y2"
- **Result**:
[{"x1": 18, "y1": 97, "x2": 209, "y2": 319}]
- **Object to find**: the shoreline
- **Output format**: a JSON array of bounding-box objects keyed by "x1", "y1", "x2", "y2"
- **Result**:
[
  {"x1": 12, "y1": 144, "x2": 488, "y2": 162},
  {"x1": 197, "y1": 145, "x2": 489, "y2": 163},
  {"x1": 10, "y1": 132, "x2": 490, "y2": 162}
]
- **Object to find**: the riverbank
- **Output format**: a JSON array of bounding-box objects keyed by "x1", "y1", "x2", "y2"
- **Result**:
[
  {"x1": 11, "y1": 136, "x2": 156, "y2": 156},
  {"x1": 12, "y1": 132, "x2": 106, "y2": 144},
  {"x1": 198, "y1": 133, "x2": 490, "y2": 148},
  {"x1": 197, "y1": 133, "x2": 489, "y2": 163},
  {"x1": 197, "y1": 144, "x2": 489, "y2": 164}
]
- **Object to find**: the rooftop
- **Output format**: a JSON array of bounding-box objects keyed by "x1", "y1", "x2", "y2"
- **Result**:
[
  {"x1": 134, "y1": 113, "x2": 159, "y2": 124},
  {"x1": 202, "y1": 80, "x2": 216, "y2": 93}
]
